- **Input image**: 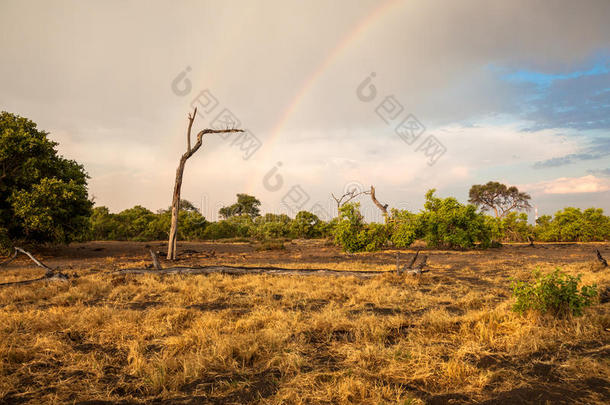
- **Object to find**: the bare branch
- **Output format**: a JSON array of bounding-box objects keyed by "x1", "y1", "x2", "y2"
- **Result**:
[
  {"x1": 186, "y1": 107, "x2": 197, "y2": 153},
  {"x1": 332, "y1": 188, "x2": 371, "y2": 214},
  {"x1": 407, "y1": 250, "x2": 420, "y2": 269},
  {"x1": 14, "y1": 247, "x2": 54, "y2": 274},
  {"x1": 370, "y1": 185, "x2": 389, "y2": 221}
]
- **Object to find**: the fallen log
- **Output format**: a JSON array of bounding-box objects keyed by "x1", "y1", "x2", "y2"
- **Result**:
[
  {"x1": 0, "y1": 247, "x2": 68, "y2": 288},
  {"x1": 396, "y1": 250, "x2": 427, "y2": 275},
  {"x1": 117, "y1": 264, "x2": 388, "y2": 278},
  {"x1": 126, "y1": 250, "x2": 386, "y2": 278}
]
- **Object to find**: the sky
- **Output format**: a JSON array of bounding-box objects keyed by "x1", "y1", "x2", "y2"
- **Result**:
[{"x1": 1, "y1": 0, "x2": 609, "y2": 222}]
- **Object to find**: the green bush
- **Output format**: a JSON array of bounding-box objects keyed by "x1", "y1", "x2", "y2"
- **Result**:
[
  {"x1": 290, "y1": 211, "x2": 322, "y2": 238},
  {"x1": 419, "y1": 189, "x2": 491, "y2": 249},
  {"x1": 389, "y1": 209, "x2": 420, "y2": 248},
  {"x1": 511, "y1": 269, "x2": 597, "y2": 317},
  {"x1": 201, "y1": 220, "x2": 237, "y2": 240},
  {"x1": 535, "y1": 207, "x2": 609, "y2": 242},
  {"x1": 485, "y1": 212, "x2": 533, "y2": 243},
  {"x1": 252, "y1": 214, "x2": 291, "y2": 240},
  {"x1": 225, "y1": 215, "x2": 255, "y2": 238},
  {"x1": 334, "y1": 203, "x2": 387, "y2": 252}
]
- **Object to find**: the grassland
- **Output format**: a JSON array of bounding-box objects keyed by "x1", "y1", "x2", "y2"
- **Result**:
[{"x1": 0, "y1": 240, "x2": 609, "y2": 404}]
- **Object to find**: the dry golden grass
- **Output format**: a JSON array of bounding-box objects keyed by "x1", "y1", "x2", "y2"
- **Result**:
[{"x1": 0, "y1": 242, "x2": 609, "y2": 404}]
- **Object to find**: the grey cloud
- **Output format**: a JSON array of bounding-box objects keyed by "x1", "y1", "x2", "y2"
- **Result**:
[
  {"x1": 533, "y1": 137, "x2": 610, "y2": 168},
  {"x1": 523, "y1": 72, "x2": 610, "y2": 131},
  {"x1": 1, "y1": 0, "x2": 610, "y2": 212},
  {"x1": 587, "y1": 168, "x2": 610, "y2": 177}
]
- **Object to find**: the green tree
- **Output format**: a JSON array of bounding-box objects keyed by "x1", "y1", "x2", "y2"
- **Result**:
[
  {"x1": 219, "y1": 194, "x2": 261, "y2": 219},
  {"x1": 290, "y1": 211, "x2": 322, "y2": 239},
  {"x1": 389, "y1": 208, "x2": 421, "y2": 248},
  {"x1": 420, "y1": 189, "x2": 491, "y2": 249},
  {"x1": 0, "y1": 112, "x2": 92, "y2": 247},
  {"x1": 469, "y1": 181, "x2": 531, "y2": 218}
]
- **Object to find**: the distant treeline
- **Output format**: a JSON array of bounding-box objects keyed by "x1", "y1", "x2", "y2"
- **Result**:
[{"x1": 87, "y1": 191, "x2": 610, "y2": 251}]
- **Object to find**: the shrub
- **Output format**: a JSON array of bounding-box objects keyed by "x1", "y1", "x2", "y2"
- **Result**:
[
  {"x1": 419, "y1": 189, "x2": 491, "y2": 249},
  {"x1": 201, "y1": 220, "x2": 237, "y2": 240},
  {"x1": 511, "y1": 269, "x2": 597, "y2": 317},
  {"x1": 225, "y1": 215, "x2": 255, "y2": 238},
  {"x1": 290, "y1": 211, "x2": 321, "y2": 238},
  {"x1": 334, "y1": 203, "x2": 388, "y2": 252},
  {"x1": 389, "y1": 209, "x2": 420, "y2": 248},
  {"x1": 361, "y1": 222, "x2": 389, "y2": 252},
  {"x1": 253, "y1": 213, "x2": 291, "y2": 240},
  {"x1": 535, "y1": 207, "x2": 610, "y2": 242}
]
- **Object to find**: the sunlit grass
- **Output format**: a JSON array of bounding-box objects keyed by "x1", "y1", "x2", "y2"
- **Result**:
[{"x1": 0, "y1": 242, "x2": 608, "y2": 403}]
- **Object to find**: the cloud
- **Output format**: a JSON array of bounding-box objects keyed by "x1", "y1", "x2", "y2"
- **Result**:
[
  {"x1": 1, "y1": 0, "x2": 610, "y2": 215},
  {"x1": 521, "y1": 71, "x2": 610, "y2": 131},
  {"x1": 533, "y1": 136, "x2": 610, "y2": 168},
  {"x1": 587, "y1": 168, "x2": 610, "y2": 177},
  {"x1": 523, "y1": 175, "x2": 610, "y2": 194}
]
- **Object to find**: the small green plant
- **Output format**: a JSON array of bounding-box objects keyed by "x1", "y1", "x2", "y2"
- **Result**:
[{"x1": 511, "y1": 269, "x2": 597, "y2": 317}]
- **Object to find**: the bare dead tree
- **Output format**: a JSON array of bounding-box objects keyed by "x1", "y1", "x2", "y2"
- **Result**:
[
  {"x1": 369, "y1": 185, "x2": 389, "y2": 222},
  {"x1": 167, "y1": 108, "x2": 243, "y2": 260},
  {"x1": 331, "y1": 188, "x2": 370, "y2": 214}
]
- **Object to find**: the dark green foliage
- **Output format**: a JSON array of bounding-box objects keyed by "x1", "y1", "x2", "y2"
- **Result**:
[
  {"x1": 334, "y1": 203, "x2": 388, "y2": 252},
  {"x1": 219, "y1": 194, "x2": 261, "y2": 219},
  {"x1": 486, "y1": 212, "x2": 533, "y2": 243},
  {"x1": 0, "y1": 112, "x2": 92, "y2": 247},
  {"x1": 201, "y1": 220, "x2": 237, "y2": 240},
  {"x1": 253, "y1": 213, "x2": 292, "y2": 240},
  {"x1": 419, "y1": 189, "x2": 491, "y2": 249},
  {"x1": 511, "y1": 269, "x2": 597, "y2": 317},
  {"x1": 535, "y1": 207, "x2": 610, "y2": 242},
  {"x1": 90, "y1": 200, "x2": 207, "y2": 241},
  {"x1": 469, "y1": 181, "x2": 531, "y2": 217},
  {"x1": 290, "y1": 211, "x2": 322, "y2": 239}
]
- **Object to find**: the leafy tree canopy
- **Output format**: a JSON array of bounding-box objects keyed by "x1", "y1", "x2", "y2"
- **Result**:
[
  {"x1": 219, "y1": 194, "x2": 261, "y2": 219},
  {"x1": 0, "y1": 111, "x2": 92, "y2": 247},
  {"x1": 469, "y1": 181, "x2": 531, "y2": 218}
]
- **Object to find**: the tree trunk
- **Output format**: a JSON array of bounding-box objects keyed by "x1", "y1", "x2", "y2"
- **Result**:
[
  {"x1": 167, "y1": 156, "x2": 187, "y2": 260},
  {"x1": 166, "y1": 108, "x2": 243, "y2": 260}
]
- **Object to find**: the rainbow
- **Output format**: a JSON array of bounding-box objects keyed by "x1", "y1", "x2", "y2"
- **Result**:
[{"x1": 247, "y1": 0, "x2": 403, "y2": 192}]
